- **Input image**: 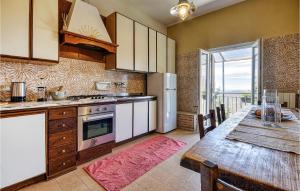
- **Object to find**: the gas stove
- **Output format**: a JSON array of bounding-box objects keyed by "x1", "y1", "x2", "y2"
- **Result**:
[{"x1": 67, "y1": 95, "x2": 107, "y2": 101}]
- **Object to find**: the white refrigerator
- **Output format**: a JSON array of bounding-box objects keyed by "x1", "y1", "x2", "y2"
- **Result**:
[{"x1": 147, "y1": 73, "x2": 177, "y2": 133}]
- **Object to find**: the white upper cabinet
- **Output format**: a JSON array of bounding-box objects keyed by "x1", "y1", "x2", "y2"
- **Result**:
[
  {"x1": 149, "y1": 29, "x2": 157, "y2": 73},
  {"x1": 32, "y1": 0, "x2": 58, "y2": 61},
  {"x1": 167, "y1": 38, "x2": 176, "y2": 74},
  {"x1": 134, "y1": 22, "x2": 148, "y2": 72},
  {"x1": 157, "y1": 32, "x2": 167, "y2": 73},
  {"x1": 0, "y1": 0, "x2": 30, "y2": 57},
  {"x1": 116, "y1": 13, "x2": 134, "y2": 70},
  {"x1": 133, "y1": 101, "x2": 148, "y2": 136}
]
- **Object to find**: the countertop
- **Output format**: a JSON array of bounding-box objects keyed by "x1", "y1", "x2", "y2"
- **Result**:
[{"x1": 0, "y1": 96, "x2": 156, "y2": 112}]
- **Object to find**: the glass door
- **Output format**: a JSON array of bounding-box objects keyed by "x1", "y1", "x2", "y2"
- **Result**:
[
  {"x1": 251, "y1": 39, "x2": 262, "y2": 104},
  {"x1": 209, "y1": 40, "x2": 262, "y2": 116},
  {"x1": 199, "y1": 49, "x2": 212, "y2": 115}
]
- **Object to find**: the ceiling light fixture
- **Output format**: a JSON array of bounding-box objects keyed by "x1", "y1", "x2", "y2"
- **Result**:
[{"x1": 170, "y1": 0, "x2": 196, "y2": 21}]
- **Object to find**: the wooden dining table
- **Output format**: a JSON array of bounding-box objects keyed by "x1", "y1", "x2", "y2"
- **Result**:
[{"x1": 180, "y1": 107, "x2": 300, "y2": 191}]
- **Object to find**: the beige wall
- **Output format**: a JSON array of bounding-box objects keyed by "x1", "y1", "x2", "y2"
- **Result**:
[
  {"x1": 167, "y1": 0, "x2": 299, "y2": 54},
  {"x1": 88, "y1": 0, "x2": 167, "y2": 34}
]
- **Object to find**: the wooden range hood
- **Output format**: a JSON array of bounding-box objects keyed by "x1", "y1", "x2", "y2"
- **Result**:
[
  {"x1": 60, "y1": 30, "x2": 118, "y2": 54},
  {"x1": 59, "y1": 0, "x2": 117, "y2": 62}
]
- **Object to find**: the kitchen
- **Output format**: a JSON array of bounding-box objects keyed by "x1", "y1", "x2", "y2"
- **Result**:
[
  {"x1": 0, "y1": 0, "x2": 177, "y2": 190},
  {"x1": 1, "y1": 0, "x2": 299, "y2": 191}
]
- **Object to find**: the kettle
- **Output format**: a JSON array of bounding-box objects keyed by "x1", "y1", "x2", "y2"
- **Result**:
[{"x1": 11, "y1": 82, "x2": 26, "y2": 102}]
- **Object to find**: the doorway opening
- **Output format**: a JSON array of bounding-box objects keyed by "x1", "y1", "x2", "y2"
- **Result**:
[{"x1": 199, "y1": 41, "x2": 261, "y2": 117}]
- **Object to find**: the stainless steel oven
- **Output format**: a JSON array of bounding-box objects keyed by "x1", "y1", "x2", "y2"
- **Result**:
[{"x1": 78, "y1": 104, "x2": 115, "y2": 151}]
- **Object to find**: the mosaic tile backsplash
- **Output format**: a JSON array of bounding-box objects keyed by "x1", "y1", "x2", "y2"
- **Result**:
[
  {"x1": 176, "y1": 50, "x2": 199, "y2": 113},
  {"x1": 263, "y1": 33, "x2": 300, "y2": 92},
  {"x1": 176, "y1": 33, "x2": 300, "y2": 113},
  {"x1": 0, "y1": 58, "x2": 146, "y2": 101}
]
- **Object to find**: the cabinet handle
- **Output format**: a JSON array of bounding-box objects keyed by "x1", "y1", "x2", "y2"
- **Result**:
[
  {"x1": 62, "y1": 162, "x2": 66, "y2": 166},
  {"x1": 62, "y1": 123, "x2": 66, "y2": 127},
  {"x1": 62, "y1": 149, "x2": 66, "y2": 153},
  {"x1": 62, "y1": 136, "x2": 66, "y2": 140},
  {"x1": 62, "y1": 112, "x2": 66, "y2": 115}
]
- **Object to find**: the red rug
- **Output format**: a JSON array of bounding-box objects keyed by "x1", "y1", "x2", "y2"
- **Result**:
[{"x1": 84, "y1": 136, "x2": 186, "y2": 191}]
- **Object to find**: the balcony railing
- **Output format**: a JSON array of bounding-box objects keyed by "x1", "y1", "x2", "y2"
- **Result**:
[{"x1": 214, "y1": 93, "x2": 252, "y2": 117}]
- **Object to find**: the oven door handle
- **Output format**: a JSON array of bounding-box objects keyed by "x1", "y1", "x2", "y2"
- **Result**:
[{"x1": 82, "y1": 113, "x2": 114, "y2": 122}]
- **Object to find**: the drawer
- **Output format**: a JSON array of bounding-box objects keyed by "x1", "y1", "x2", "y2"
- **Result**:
[
  {"x1": 48, "y1": 154, "x2": 76, "y2": 175},
  {"x1": 49, "y1": 130, "x2": 76, "y2": 148},
  {"x1": 49, "y1": 144, "x2": 77, "y2": 160},
  {"x1": 49, "y1": 107, "x2": 77, "y2": 120},
  {"x1": 49, "y1": 118, "x2": 76, "y2": 134}
]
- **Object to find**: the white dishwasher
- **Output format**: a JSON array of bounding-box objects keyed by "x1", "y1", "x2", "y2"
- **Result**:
[{"x1": 0, "y1": 112, "x2": 46, "y2": 189}]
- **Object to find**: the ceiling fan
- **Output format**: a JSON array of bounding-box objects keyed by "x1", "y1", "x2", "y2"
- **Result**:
[{"x1": 170, "y1": 0, "x2": 196, "y2": 21}]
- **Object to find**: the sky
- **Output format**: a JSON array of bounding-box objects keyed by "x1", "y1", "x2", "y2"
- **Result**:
[{"x1": 214, "y1": 59, "x2": 252, "y2": 93}]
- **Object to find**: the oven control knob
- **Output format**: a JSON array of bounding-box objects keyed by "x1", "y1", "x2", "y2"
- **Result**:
[
  {"x1": 89, "y1": 109, "x2": 92, "y2": 113},
  {"x1": 103, "y1": 107, "x2": 107, "y2": 111},
  {"x1": 96, "y1": 108, "x2": 100, "y2": 112}
]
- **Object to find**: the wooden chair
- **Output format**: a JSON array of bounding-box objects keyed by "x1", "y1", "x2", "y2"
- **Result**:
[
  {"x1": 281, "y1": 102, "x2": 288, "y2": 108},
  {"x1": 200, "y1": 160, "x2": 243, "y2": 191},
  {"x1": 198, "y1": 109, "x2": 217, "y2": 139},
  {"x1": 216, "y1": 104, "x2": 226, "y2": 125}
]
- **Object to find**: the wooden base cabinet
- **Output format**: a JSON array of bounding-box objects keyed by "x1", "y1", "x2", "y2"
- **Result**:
[
  {"x1": 47, "y1": 107, "x2": 77, "y2": 178},
  {"x1": 149, "y1": 100, "x2": 157, "y2": 131},
  {"x1": 0, "y1": 112, "x2": 46, "y2": 190},
  {"x1": 133, "y1": 101, "x2": 148, "y2": 136},
  {"x1": 115, "y1": 103, "x2": 133, "y2": 143},
  {"x1": 116, "y1": 99, "x2": 157, "y2": 143}
]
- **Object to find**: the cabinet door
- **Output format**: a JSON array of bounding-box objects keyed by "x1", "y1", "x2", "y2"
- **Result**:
[
  {"x1": 32, "y1": 0, "x2": 58, "y2": 61},
  {"x1": 167, "y1": 38, "x2": 176, "y2": 74},
  {"x1": 157, "y1": 32, "x2": 167, "y2": 73},
  {"x1": 116, "y1": 103, "x2": 133, "y2": 143},
  {"x1": 133, "y1": 101, "x2": 148, "y2": 136},
  {"x1": 0, "y1": 113, "x2": 46, "y2": 189},
  {"x1": 134, "y1": 22, "x2": 148, "y2": 72},
  {"x1": 149, "y1": 100, "x2": 157, "y2": 131},
  {"x1": 0, "y1": 0, "x2": 30, "y2": 57},
  {"x1": 149, "y1": 29, "x2": 157, "y2": 73},
  {"x1": 116, "y1": 14, "x2": 134, "y2": 70}
]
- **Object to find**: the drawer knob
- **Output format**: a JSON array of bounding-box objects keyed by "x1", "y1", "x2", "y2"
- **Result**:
[
  {"x1": 62, "y1": 162, "x2": 66, "y2": 166},
  {"x1": 62, "y1": 136, "x2": 66, "y2": 140},
  {"x1": 62, "y1": 112, "x2": 66, "y2": 115},
  {"x1": 62, "y1": 149, "x2": 66, "y2": 153},
  {"x1": 62, "y1": 123, "x2": 66, "y2": 127}
]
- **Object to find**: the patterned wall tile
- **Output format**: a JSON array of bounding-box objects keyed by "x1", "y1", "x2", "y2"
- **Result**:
[
  {"x1": 263, "y1": 33, "x2": 300, "y2": 93},
  {"x1": 176, "y1": 50, "x2": 199, "y2": 113},
  {"x1": 0, "y1": 57, "x2": 146, "y2": 101}
]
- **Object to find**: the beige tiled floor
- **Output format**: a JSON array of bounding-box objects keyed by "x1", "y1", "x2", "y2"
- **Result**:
[{"x1": 20, "y1": 129, "x2": 200, "y2": 191}]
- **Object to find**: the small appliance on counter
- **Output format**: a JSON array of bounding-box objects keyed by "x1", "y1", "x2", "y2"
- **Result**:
[
  {"x1": 37, "y1": 86, "x2": 47, "y2": 102},
  {"x1": 11, "y1": 82, "x2": 26, "y2": 102},
  {"x1": 49, "y1": 86, "x2": 67, "y2": 101}
]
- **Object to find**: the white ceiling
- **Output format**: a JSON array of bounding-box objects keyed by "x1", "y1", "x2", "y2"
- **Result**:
[{"x1": 123, "y1": 0, "x2": 245, "y2": 26}]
